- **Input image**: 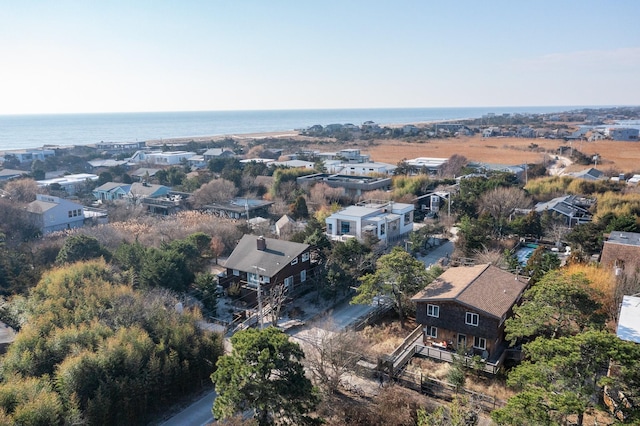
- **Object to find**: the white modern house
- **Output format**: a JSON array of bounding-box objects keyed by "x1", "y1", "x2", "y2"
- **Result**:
[
  {"x1": 325, "y1": 161, "x2": 396, "y2": 176},
  {"x1": 26, "y1": 194, "x2": 86, "y2": 234},
  {"x1": 145, "y1": 151, "x2": 197, "y2": 165},
  {"x1": 3, "y1": 148, "x2": 56, "y2": 164},
  {"x1": 36, "y1": 173, "x2": 99, "y2": 195},
  {"x1": 325, "y1": 200, "x2": 414, "y2": 243}
]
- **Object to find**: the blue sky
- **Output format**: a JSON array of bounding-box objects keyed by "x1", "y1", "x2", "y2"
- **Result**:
[{"x1": 1, "y1": 1, "x2": 639, "y2": 114}]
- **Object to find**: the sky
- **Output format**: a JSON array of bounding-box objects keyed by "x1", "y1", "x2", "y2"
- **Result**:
[{"x1": 1, "y1": 1, "x2": 639, "y2": 115}]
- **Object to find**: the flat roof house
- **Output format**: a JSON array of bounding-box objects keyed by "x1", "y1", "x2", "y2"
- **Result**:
[
  {"x1": 325, "y1": 199, "x2": 414, "y2": 244},
  {"x1": 36, "y1": 173, "x2": 99, "y2": 195}
]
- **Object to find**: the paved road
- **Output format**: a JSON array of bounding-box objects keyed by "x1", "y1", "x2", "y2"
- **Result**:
[
  {"x1": 158, "y1": 298, "x2": 376, "y2": 426},
  {"x1": 159, "y1": 390, "x2": 217, "y2": 426},
  {"x1": 416, "y1": 239, "x2": 454, "y2": 268},
  {"x1": 159, "y1": 240, "x2": 454, "y2": 426}
]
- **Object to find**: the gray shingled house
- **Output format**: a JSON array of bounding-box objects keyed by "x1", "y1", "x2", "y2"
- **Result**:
[
  {"x1": 220, "y1": 235, "x2": 313, "y2": 305},
  {"x1": 411, "y1": 264, "x2": 529, "y2": 360}
]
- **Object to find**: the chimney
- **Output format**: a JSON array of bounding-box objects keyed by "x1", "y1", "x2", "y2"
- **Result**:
[{"x1": 257, "y1": 236, "x2": 266, "y2": 251}]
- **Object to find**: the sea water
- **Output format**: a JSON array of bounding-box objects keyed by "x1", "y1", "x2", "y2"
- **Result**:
[{"x1": 0, "y1": 106, "x2": 580, "y2": 152}]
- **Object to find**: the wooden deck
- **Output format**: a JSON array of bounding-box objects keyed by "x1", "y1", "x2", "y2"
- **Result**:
[{"x1": 383, "y1": 328, "x2": 508, "y2": 375}]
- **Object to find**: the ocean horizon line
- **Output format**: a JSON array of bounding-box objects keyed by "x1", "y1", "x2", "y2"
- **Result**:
[
  {"x1": 0, "y1": 105, "x2": 629, "y2": 152},
  {"x1": 0, "y1": 104, "x2": 620, "y2": 118}
]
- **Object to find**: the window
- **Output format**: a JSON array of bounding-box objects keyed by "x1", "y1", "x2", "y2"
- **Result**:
[
  {"x1": 425, "y1": 326, "x2": 437, "y2": 338},
  {"x1": 341, "y1": 222, "x2": 350, "y2": 234},
  {"x1": 300, "y1": 269, "x2": 306, "y2": 282},
  {"x1": 380, "y1": 223, "x2": 386, "y2": 235},
  {"x1": 473, "y1": 337, "x2": 486, "y2": 350},
  {"x1": 68, "y1": 211, "x2": 73, "y2": 218},
  {"x1": 427, "y1": 304, "x2": 439, "y2": 318},
  {"x1": 284, "y1": 276, "x2": 294, "y2": 291},
  {"x1": 232, "y1": 269, "x2": 240, "y2": 276},
  {"x1": 404, "y1": 212, "x2": 412, "y2": 225},
  {"x1": 327, "y1": 223, "x2": 333, "y2": 233},
  {"x1": 290, "y1": 257, "x2": 298, "y2": 266},
  {"x1": 302, "y1": 252, "x2": 310, "y2": 262},
  {"x1": 465, "y1": 312, "x2": 479, "y2": 326}
]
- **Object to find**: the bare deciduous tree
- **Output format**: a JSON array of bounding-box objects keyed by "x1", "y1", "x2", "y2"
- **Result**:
[
  {"x1": 308, "y1": 183, "x2": 343, "y2": 209},
  {"x1": 545, "y1": 221, "x2": 571, "y2": 247},
  {"x1": 189, "y1": 178, "x2": 238, "y2": 209},
  {"x1": 4, "y1": 178, "x2": 39, "y2": 202},
  {"x1": 302, "y1": 321, "x2": 365, "y2": 394},
  {"x1": 473, "y1": 247, "x2": 506, "y2": 267},
  {"x1": 265, "y1": 281, "x2": 288, "y2": 327},
  {"x1": 479, "y1": 186, "x2": 531, "y2": 235},
  {"x1": 438, "y1": 154, "x2": 467, "y2": 178}
]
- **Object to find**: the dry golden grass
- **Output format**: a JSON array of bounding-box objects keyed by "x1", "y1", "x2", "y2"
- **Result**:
[
  {"x1": 358, "y1": 316, "x2": 418, "y2": 357},
  {"x1": 301, "y1": 135, "x2": 640, "y2": 173}
]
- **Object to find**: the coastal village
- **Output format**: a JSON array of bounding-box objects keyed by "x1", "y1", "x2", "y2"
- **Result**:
[{"x1": 1, "y1": 106, "x2": 640, "y2": 424}]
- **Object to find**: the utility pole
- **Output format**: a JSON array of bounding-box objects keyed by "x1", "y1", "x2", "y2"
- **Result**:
[{"x1": 252, "y1": 265, "x2": 266, "y2": 329}]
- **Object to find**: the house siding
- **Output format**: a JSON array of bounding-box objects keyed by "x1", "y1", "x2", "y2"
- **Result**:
[
  {"x1": 600, "y1": 242, "x2": 640, "y2": 273},
  {"x1": 221, "y1": 248, "x2": 313, "y2": 305},
  {"x1": 416, "y1": 301, "x2": 502, "y2": 356}
]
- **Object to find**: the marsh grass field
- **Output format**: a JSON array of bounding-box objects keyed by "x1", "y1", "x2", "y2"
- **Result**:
[{"x1": 362, "y1": 135, "x2": 640, "y2": 174}]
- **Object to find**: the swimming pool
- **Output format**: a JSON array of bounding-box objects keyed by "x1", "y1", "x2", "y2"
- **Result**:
[{"x1": 515, "y1": 244, "x2": 539, "y2": 266}]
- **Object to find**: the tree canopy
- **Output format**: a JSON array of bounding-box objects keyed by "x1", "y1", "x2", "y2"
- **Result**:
[
  {"x1": 505, "y1": 270, "x2": 606, "y2": 344},
  {"x1": 353, "y1": 246, "x2": 442, "y2": 328},
  {"x1": 212, "y1": 327, "x2": 320, "y2": 425},
  {"x1": 0, "y1": 260, "x2": 223, "y2": 425},
  {"x1": 493, "y1": 330, "x2": 640, "y2": 426}
]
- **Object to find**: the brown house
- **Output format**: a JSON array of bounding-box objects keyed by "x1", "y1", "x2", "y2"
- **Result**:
[
  {"x1": 220, "y1": 235, "x2": 313, "y2": 305},
  {"x1": 411, "y1": 264, "x2": 529, "y2": 360},
  {"x1": 600, "y1": 231, "x2": 640, "y2": 275}
]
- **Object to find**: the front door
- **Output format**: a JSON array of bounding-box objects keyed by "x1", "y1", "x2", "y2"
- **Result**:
[{"x1": 457, "y1": 334, "x2": 466, "y2": 350}]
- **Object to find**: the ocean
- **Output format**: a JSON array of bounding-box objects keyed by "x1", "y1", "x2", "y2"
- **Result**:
[{"x1": 0, "y1": 106, "x2": 579, "y2": 152}]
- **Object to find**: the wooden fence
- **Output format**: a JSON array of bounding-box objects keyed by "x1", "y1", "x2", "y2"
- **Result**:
[
  {"x1": 394, "y1": 369, "x2": 507, "y2": 413},
  {"x1": 346, "y1": 302, "x2": 394, "y2": 332},
  {"x1": 413, "y1": 344, "x2": 506, "y2": 375}
]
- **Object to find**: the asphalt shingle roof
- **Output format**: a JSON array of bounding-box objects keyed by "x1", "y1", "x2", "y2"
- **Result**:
[
  {"x1": 412, "y1": 264, "x2": 528, "y2": 319},
  {"x1": 224, "y1": 235, "x2": 309, "y2": 277}
]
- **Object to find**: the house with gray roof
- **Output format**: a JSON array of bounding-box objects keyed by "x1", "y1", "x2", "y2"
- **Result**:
[
  {"x1": 296, "y1": 173, "x2": 392, "y2": 198},
  {"x1": 568, "y1": 167, "x2": 605, "y2": 181},
  {"x1": 93, "y1": 182, "x2": 131, "y2": 202},
  {"x1": 26, "y1": 194, "x2": 86, "y2": 234},
  {"x1": 203, "y1": 148, "x2": 235, "y2": 161},
  {"x1": 411, "y1": 264, "x2": 529, "y2": 361},
  {"x1": 219, "y1": 235, "x2": 313, "y2": 305},
  {"x1": 533, "y1": 194, "x2": 594, "y2": 226},
  {"x1": 0, "y1": 169, "x2": 29, "y2": 181},
  {"x1": 127, "y1": 182, "x2": 170, "y2": 203},
  {"x1": 202, "y1": 198, "x2": 274, "y2": 220}
]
